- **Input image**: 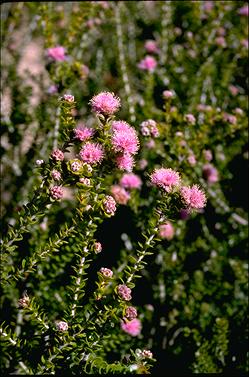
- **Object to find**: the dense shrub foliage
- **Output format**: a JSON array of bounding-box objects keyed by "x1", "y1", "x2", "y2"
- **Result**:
[{"x1": 1, "y1": 1, "x2": 248, "y2": 375}]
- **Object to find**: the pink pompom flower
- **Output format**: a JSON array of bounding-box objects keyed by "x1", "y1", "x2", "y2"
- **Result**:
[
  {"x1": 90, "y1": 92, "x2": 121, "y2": 115},
  {"x1": 215, "y1": 36, "x2": 226, "y2": 48},
  {"x1": 111, "y1": 185, "x2": 130, "y2": 205},
  {"x1": 202, "y1": 164, "x2": 219, "y2": 184},
  {"x1": 163, "y1": 90, "x2": 174, "y2": 99},
  {"x1": 79, "y1": 142, "x2": 104, "y2": 164},
  {"x1": 203, "y1": 149, "x2": 213, "y2": 162},
  {"x1": 116, "y1": 154, "x2": 135, "y2": 172},
  {"x1": 185, "y1": 114, "x2": 196, "y2": 125},
  {"x1": 121, "y1": 318, "x2": 142, "y2": 336},
  {"x1": 223, "y1": 113, "x2": 237, "y2": 125},
  {"x1": 120, "y1": 173, "x2": 142, "y2": 190},
  {"x1": 144, "y1": 40, "x2": 160, "y2": 54},
  {"x1": 181, "y1": 185, "x2": 207, "y2": 209},
  {"x1": 50, "y1": 186, "x2": 64, "y2": 200},
  {"x1": 138, "y1": 55, "x2": 157, "y2": 72},
  {"x1": 159, "y1": 222, "x2": 175, "y2": 240},
  {"x1": 111, "y1": 127, "x2": 139, "y2": 155},
  {"x1": 112, "y1": 120, "x2": 131, "y2": 133},
  {"x1": 47, "y1": 46, "x2": 66, "y2": 62},
  {"x1": 138, "y1": 159, "x2": 148, "y2": 170},
  {"x1": 187, "y1": 155, "x2": 196, "y2": 166},
  {"x1": 74, "y1": 125, "x2": 94, "y2": 141},
  {"x1": 238, "y1": 4, "x2": 249, "y2": 16},
  {"x1": 151, "y1": 168, "x2": 181, "y2": 192}
]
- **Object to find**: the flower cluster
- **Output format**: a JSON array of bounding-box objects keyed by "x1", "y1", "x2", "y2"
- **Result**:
[
  {"x1": 140, "y1": 119, "x2": 159, "y2": 138},
  {"x1": 102, "y1": 195, "x2": 117, "y2": 216},
  {"x1": 117, "y1": 284, "x2": 132, "y2": 301}
]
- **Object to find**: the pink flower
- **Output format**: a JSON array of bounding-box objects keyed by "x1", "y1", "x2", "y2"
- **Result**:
[
  {"x1": 144, "y1": 40, "x2": 160, "y2": 54},
  {"x1": 74, "y1": 125, "x2": 94, "y2": 141},
  {"x1": 55, "y1": 321, "x2": 68, "y2": 331},
  {"x1": 47, "y1": 46, "x2": 66, "y2": 61},
  {"x1": 223, "y1": 113, "x2": 237, "y2": 125},
  {"x1": 187, "y1": 155, "x2": 196, "y2": 166},
  {"x1": 229, "y1": 85, "x2": 239, "y2": 96},
  {"x1": 138, "y1": 56, "x2": 157, "y2": 72},
  {"x1": 238, "y1": 4, "x2": 249, "y2": 16},
  {"x1": 90, "y1": 92, "x2": 121, "y2": 115},
  {"x1": 112, "y1": 120, "x2": 132, "y2": 133},
  {"x1": 163, "y1": 90, "x2": 174, "y2": 99},
  {"x1": 103, "y1": 195, "x2": 116, "y2": 216},
  {"x1": 79, "y1": 142, "x2": 104, "y2": 164},
  {"x1": 99, "y1": 1, "x2": 109, "y2": 9},
  {"x1": 121, "y1": 318, "x2": 142, "y2": 336},
  {"x1": 80, "y1": 64, "x2": 89, "y2": 78},
  {"x1": 151, "y1": 168, "x2": 181, "y2": 192},
  {"x1": 140, "y1": 119, "x2": 159, "y2": 137},
  {"x1": 18, "y1": 294, "x2": 30, "y2": 308},
  {"x1": 234, "y1": 108, "x2": 244, "y2": 116},
  {"x1": 100, "y1": 267, "x2": 113, "y2": 278},
  {"x1": 116, "y1": 154, "x2": 134, "y2": 172},
  {"x1": 111, "y1": 126, "x2": 139, "y2": 155},
  {"x1": 159, "y1": 222, "x2": 175, "y2": 240},
  {"x1": 215, "y1": 36, "x2": 226, "y2": 48},
  {"x1": 79, "y1": 177, "x2": 91, "y2": 186},
  {"x1": 203, "y1": 149, "x2": 213, "y2": 162},
  {"x1": 86, "y1": 19, "x2": 95, "y2": 28},
  {"x1": 181, "y1": 185, "x2": 207, "y2": 209},
  {"x1": 145, "y1": 139, "x2": 156, "y2": 149},
  {"x1": 138, "y1": 159, "x2": 148, "y2": 170},
  {"x1": 94, "y1": 242, "x2": 102, "y2": 253},
  {"x1": 217, "y1": 27, "x2": 226, "y2": 36},
  {"x1": 47, "y1": 85, "x2": 58, "y2": 94},
  {"x1": 185, "y1": 114, "x2": 196, "y2": 125},
  {"x1": 62, "y1": 94, "x2": 75, "y2": 102},
  {"x1": 241, "y1": 39, "x2": 249, "y2": 49},
  {"x1": 203, "y1": 1, "x2": 214, "y2": 13},
  {"x1": 111, "y1": 185, "x2": 130, "y2": 205},
  {"x1": 51, "y1": 149, "x2": 64, "y2": 161},
  {"x1": 70, "y1": 160, "x2": 82, "y2": 172},
  {"x1": 51, "y1": 170, "x2": 61, "y2": 181},
  {"x1": 141, "y1": 350, "x2": 153, "y2": 359},
  {"x1": 202, "y1": 164, "x2": 219, "y2": 184},
  {"x1": 120, "y1": 173, "x2": 142, "y2": 190},
  {"x1": 50, "y1": 186, "x2": 64, "y2": 200},
  {"x1": 125, "y1": 306, "x2": 137, "y2": 320},
  {"x1": 117, "y1": 284, "x2": 132, "y2": 301}
]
